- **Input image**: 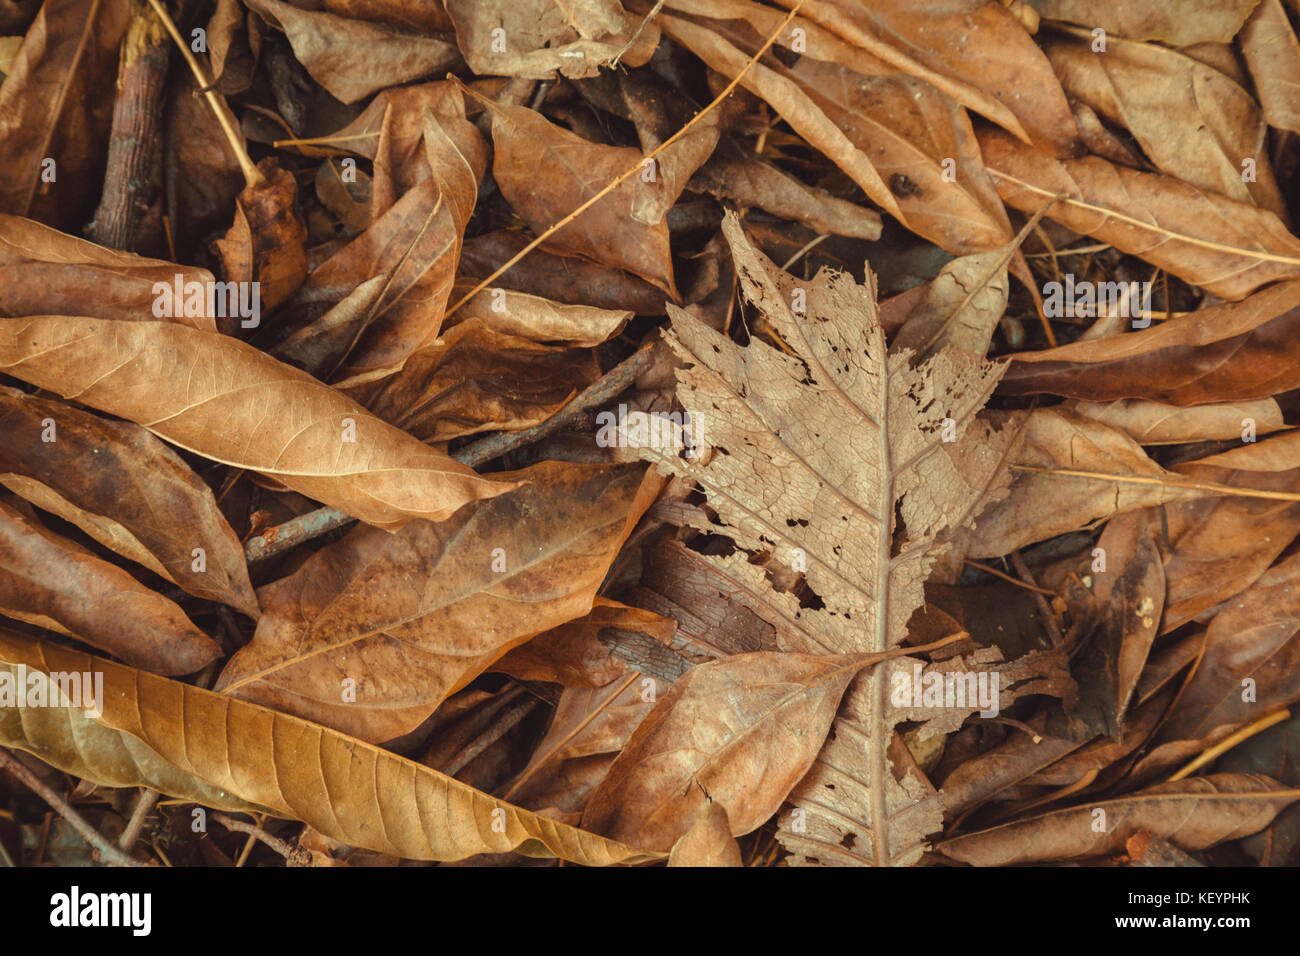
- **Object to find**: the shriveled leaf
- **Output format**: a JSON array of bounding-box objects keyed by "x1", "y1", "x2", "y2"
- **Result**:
[
  {"x1": 689, "y1": 152, "x2": 882, "y2": 241},
  {"x1": 0, "y1": 500, "x2": 219, "y2": 675},
  {"x1": 213, "y1": 158, "x2": 308, "y2": 318},
  {"x1": 1241, "y1": 0, "x2": 1300, "y2": 134},
  {"x1": 450, "y1": 287, "x2": 632, "y2": 347},
  {"x1": 1065, "y1": 397, "x2": 1287, "y2": 445},
  {"x1": 445, "y1": 0, "x2": 658, "y2": 79},
  {"x1": 0, "y1": 315, "x2": 518, "y2": 530},
  {"x1": 215, "y1": 462, "x2": 661, "y2": 742},
  {"x1": 493, "y1": 597, "x2": 678, "y2": 688},
  {"x1": 0, "y1": 633, "x2": 658, "y2": 864},
  {"x1": 0, "y1": 387, "x2": 256, "y2": 617},
  {"x1": 967, "y1": 406, "x2": 1207, "y2": 558},
  {"x1": 1044, "y1": 32, "x2": 1285, "y2": 216},
  {"x1": 1027, "y1": 0, "x2": 1259, "y2": 46}
]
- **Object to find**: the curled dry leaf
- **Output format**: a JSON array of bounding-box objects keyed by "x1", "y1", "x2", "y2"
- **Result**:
[
  {"x1": 449, "y1": 287, "x2": 632, "y2": 347},
  {"x1": 1026, "y1": 0, "x2": 1260, "y2": 46},
  {"x1": 214, "y1": 158, "x2": 308, "y2": 318},
  {"x1": 493, "y1": 597, "x2": 678, "y2": 689},
  {"x1": 0, "y1": 499, "x2": 220, "y2": 675},
  {"x1": 1064, "y1": 397, "x2": 1287, "y2": 445},
  {"x1": 967, "y1": 406, "x2": 1206, "y2": 559},
  {"x1": 1044, "y1": 32, "x2": 1285, "y2": 217},
  {"x1": 0, "y1": 316, "x2": 518, "y2": 530},
  {"x1": 1240, "y1": 0, "x2": 1300, "y2": 134},
  {"x1": 0, "y1": 0, "x2": 129, "y2": 231},
  {"x1": 242, "y1": 0, "x2": 459, "y2": 103},
  {"x1": 0, "y1": 632, "x2": 659, "y2": 864},
  {"x1": 445, "y1": 0, "x2": 658, "y2": 79},
  {"x1": 0, "y1": 214, "x2": 216, "y2": 330},
  {"x1": 938, "y1": 774, "x2": 1300, "y2": 866},
  {"x1": 1001, "y1": 281, "x2": 1300, "y2": 404},
  {"x1": 0, "y1": 386, "x2": 257, "y2": 617},
  {"x1": 485, "y1": 99, "x2": 680, "y2": 298},
  {"x1": 356, "y1": 319, "x2": 601, "y2": 443},
  {"x1": 979, "y1": 127, "x2": 1300, "y2": 300},
  {"x1": 689, "y1": 152, "x2": 883, "y2": 241},
  {"x1": 215, "y1": 462, "x2": 661, "y2": 742}
]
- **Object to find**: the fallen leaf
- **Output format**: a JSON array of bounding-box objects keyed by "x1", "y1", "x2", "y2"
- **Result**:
[
  {"x1": 214, "y1": 462, "x2": 660, "y2": 742},
  {"x1": 668, "y1": 801, "x2": 743, "y2": 866},
  {"x1": 938, "y1": 774, "x2": 1300, "y2": 865},
  {"x1": 0, "y1": 386, "x2": 257, "y2": 617},
  {"x1": 0, "y1": 0, "x2": 129, "y2": 230},
  {"x1": 242, "y1": 0, "x2": 459, "y2": 103},
  {"x1": 0, "y1": 499, "x2": 220, "y2": 675},
  {"x1": 0, "y1": 315, "x2": 518, "y2": 530},
  {"x1": 0, "y1": 213, "x2": 216, "y2": 330},
  {"x1": 0, "y1": 632, "x2": 658, "y2": 864}
]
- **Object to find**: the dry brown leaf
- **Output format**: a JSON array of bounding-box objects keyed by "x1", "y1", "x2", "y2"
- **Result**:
[
  {"x1": 493, "y1": 597, "x2": 678, "y2": 689},
  {"x1": 504, "y1": 669, "x2": 656, "y2": 814},
  {"x1": 445, "y1": 0, "x2": 658, "y2": 79},
  {"x1": 631, "y1": 213, "x2": 1018, "y2": 864},
  {"x1": 0, "y1": 214, "x2": 217, "y2": 330},
  {"x1": 937, "y1": 774, "x2": 1300, "y2": 865},
  {"x1": 979, "y1": 127, "x2": 1300, "y2": 300},
  {"x1": 967, "y1": 406, "x2": 1201, "y2": 559},
  {"x1": 1002, "y1": 281, "x2": 1300, "y2": 403},
  {"x1": 1044, "y1": 31, "x2": 1285, "y2": 216},
  {"x1": 484, "y1": 99, "x2": 680, "y2": 298},
  {"x1": 449, "y1": 287, "x2": 632, "y2": 347},
  {"x1": 0, "y1": 315, "x2": 518, "y2": 531},
  {"x1": 1027, "y1": 0, "x2": 1259, "y2": 46},
  {"x1": 0, "y1": 386, "x2": 257, "y2": 617},
  {"x1": 357, "y1": 319, "x2": 601, "y2": 443},
  {"x1": 242, "y1": 0, "x2": 459, "y2": 103},
  {"x1": 214, "y1": 462, "x2": 661, "y2": 742},
  {"x1": 582, "y1": 650, "x2": 876, "y2": 852},
  {"x1": 0, "y1": 632, "x2": 658, "y2": 864},
  {"x1": 0, "y1": 0, "x2": 129, "y2": 231},
  {"x1": 689, "y1": 152, "x2": 883, "y2": 241},
  {"x1": 213, "y1": 158, "x2": 308, "y2": 318},
  {"x1": 1064, "y1": 397, "x2": 1287, "y2": 445},
  {"x1": 1241, "y1": 0, "x2": 1300, "y2": 134},
  {"x1": 0, "y1": 499, "x2": 220, "y2": 675},
  {"x1": 668, "y1": 801, "x2": 743, "y2": 866}
]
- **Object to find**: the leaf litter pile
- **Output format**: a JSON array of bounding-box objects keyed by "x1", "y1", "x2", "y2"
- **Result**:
[{"x1": 1, "y1": 0, "x2": 1300, "y2": 870}]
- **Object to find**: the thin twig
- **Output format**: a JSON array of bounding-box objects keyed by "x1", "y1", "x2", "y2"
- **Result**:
[
  {"x1": 243, "y1": 342, "x2": 659, "y2": 563},
  {"x1": 442, "y1": 0, "x2": 808, "y2": 320},
  {"x1": 144, "y1": 0, "x2": 263, "y2": 188},
  {"x1": 1010, "y1": 465, "x2": 1300, "y2": 502},
  {"x1": 611, "y1": 0, "x2": 666, "y2": 68},
  {"x1": 118, "y1": 788, "x2": 161, "y2": 852},
  {"x1": 1168, "y1": 709, "x2": 1291, "y2": 782},
  {"x1": 0, "y1": 749, "x2": 149, "y2": 867},
  {"x1": 213, "y1": 812, "x2": 302, "y2": 862}
]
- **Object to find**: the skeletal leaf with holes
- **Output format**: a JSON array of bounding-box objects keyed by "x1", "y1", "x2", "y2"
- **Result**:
[{"x1": 636, "y1": 213, "x2": 1020, "y2": 865}]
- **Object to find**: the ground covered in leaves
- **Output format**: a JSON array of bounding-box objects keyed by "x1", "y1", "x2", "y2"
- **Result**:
[{"x1": 1, "y1": 0, "x2": 1299, "y2": 868}]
